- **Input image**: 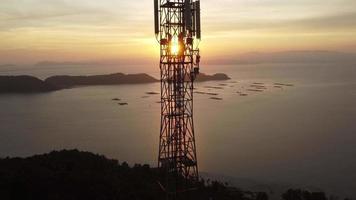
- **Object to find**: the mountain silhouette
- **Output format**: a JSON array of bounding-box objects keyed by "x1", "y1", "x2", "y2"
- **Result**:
[{"x1": 0, "y1": 72, "x2": 230, "y2": 93}]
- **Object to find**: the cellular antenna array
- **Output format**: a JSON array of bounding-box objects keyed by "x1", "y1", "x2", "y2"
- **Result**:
[{"x1": 154, "y1": 0, "x2": 201, "y2": 199}]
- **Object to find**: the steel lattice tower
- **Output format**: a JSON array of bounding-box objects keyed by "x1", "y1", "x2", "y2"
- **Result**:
[{"x1": 154, "y1": 0, "x2": 201, "y2": 198}]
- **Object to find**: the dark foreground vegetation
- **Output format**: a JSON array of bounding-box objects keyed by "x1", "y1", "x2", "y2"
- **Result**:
[{"x1": 0, "y1": 150, "x2": 347, "y2": 200}]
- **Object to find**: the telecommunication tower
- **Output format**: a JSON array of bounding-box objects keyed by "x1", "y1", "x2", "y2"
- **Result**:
[{"x1": 154, "y1": 0, "x2": 201, "y2": 198}]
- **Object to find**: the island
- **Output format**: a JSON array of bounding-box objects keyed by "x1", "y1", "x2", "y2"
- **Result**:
[
  {"x1": 195, "y1": 73, "x2": 231, "y2": 82},
  {"x1": 0, "y1": 72, "x2": 231, "y2": 93},
  {"x1": 45, "y1": 73, "x2": 158, "y2": 89},
  {"x1": 0, "y1": 75, "x2": 57, "y2": 93}
]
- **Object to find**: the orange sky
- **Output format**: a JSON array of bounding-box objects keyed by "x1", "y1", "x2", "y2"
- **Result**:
[{"x1": 0, "y1": 0, "x2": 356, "y2": 65}]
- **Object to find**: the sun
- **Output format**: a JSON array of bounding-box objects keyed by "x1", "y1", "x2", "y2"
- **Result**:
[{"x1": 170, "y1": 36, "x2": 180, "y2": 55}]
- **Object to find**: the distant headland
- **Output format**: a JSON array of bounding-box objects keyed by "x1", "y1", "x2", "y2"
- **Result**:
[
  {"x1": 0, "y1": 75, "x2": 58, "y2": 93},
  {"x1": 0, "y1": 72, "x2": 230, "y2": 94}
]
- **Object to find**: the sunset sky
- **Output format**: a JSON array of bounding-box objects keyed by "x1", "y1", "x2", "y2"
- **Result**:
[{"x1": 1, "y1": 0, "x2": 356, "y2": 65}]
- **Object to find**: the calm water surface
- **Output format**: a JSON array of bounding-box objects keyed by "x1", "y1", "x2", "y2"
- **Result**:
[{"x1": 0, "y1": 63, "x2": 355, "y2": 197}]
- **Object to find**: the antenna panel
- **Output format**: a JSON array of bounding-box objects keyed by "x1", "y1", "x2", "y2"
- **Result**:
[
  {"x1": 192, "y1": 3, "x2": 196, "y2": 36},
  {"x1": 154, "y1": 0, "x2": 159, "y2": 34},
  {"x1": 196, "y1": 0, "x2": 201, "y2": 39},
  {"x1": 184, "y1": 0, "x2": 192, "y2": 30}
]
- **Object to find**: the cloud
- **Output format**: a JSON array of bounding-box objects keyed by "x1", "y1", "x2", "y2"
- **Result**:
[
  {"x1": 293, "y1": 12, "x2": 356, "y2": 30},
  {"x1": 0, "y1": 0, "x2": 147, "y2": 31},
  {"x1": 202, "y1": 0, "x2": 356, "y2": 35},
  {"x1": 204, "y1": 11, "x2": 356, "y2": 36}
]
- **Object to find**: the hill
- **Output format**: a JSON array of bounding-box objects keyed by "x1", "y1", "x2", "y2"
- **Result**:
[
  {"x1": 0, "y1": 150, "x2": 343, "y2": 200},
  {"x1": 0, "y1": 76, "x2": 57, "y2": 93},
  {"x1": 0, "y1": 150, "x2": 267, "y2": 200},
  {"x1": 196, "y1": 73, "x2": 231, "y2": 82},
  {"x1": 44, "y1": 73, "x2": 158, "y2": 88},
  {"x1": 0, "y1": 72, "x2": 231, "y2": 93}
]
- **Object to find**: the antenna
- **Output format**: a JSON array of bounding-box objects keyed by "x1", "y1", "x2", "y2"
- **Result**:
[
  {"x1": 195, "y1": 0, "x2": 201, "y2": 39},
  {"x1": 184, "y1": 0, "x2": 192, "y2": 30},
  {"x1": 154, "y1": 0, "x2": 159, "y2": 35},
  {"x1": 192, "y1": 3, "x2": 196, "y2": 36}
]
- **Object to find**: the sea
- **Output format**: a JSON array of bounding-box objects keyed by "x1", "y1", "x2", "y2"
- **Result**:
[{"x1": 0, "y1": 63, "x2": 355, "y2": 198}]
